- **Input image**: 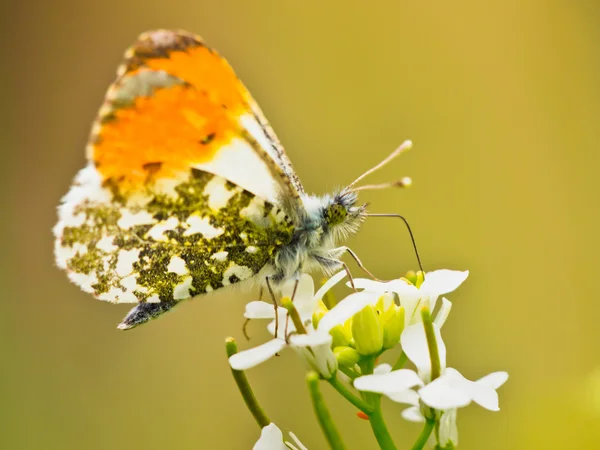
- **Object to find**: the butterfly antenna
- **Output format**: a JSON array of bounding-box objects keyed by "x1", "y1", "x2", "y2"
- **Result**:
[
  {"x1": 366, "y1": 213, "x2": 424, "y2": 275},
  {"x1": 347, "y1": 140, "x2": 413, "y2": 190},
  {"x1": 352, "y1": 177, "x2": 412, "y2": 192}
]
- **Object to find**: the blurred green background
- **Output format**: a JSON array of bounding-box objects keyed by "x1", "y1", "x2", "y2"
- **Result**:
[{"x1": 3, "y1": 1, "x2": 600, "y2": 449}]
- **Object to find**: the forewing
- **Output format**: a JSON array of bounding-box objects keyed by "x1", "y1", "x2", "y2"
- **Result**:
[
  {"x1": 89, "y1": 29, "x2": 304, "y2": 208},
  {"x1": 54, "y1": 167, "x2": 294, "y2": 304}
]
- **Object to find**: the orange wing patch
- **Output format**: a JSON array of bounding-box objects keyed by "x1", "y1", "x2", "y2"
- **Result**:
[{"x1": 89, "y1": 30, "x2": 253, "y2": 192}]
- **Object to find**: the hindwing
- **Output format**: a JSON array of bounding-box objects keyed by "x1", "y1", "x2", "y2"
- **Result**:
[{"x1": 54, "y1": 167, "x2": 294, "y2": 307}]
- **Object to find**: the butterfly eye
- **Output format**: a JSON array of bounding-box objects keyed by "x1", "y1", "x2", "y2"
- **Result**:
[{"x1": 325, "y1": 203, "x2": 347, "y2": 227}]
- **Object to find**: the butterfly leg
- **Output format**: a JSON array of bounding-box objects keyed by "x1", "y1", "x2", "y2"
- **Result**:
[
  {"x1": 117, "y1": 300, "x2": 178, "y2": 330},
  {"x1": 265, "y1": 276, "x2": 279, "y2": 338},
  {"x1": 284, "y1": 275, "x2": 301, "y2": 343},
  {"x1": 333, "y1": 246, "x2": 383, "y2": 282},
  {"x1": 314, "y1": 255, "x2": 357, "y2": 291}
]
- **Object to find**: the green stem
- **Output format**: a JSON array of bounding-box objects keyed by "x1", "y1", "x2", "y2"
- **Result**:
[
  {"x1": 411, "y1": 419, "x2": 435, "y2": 450},
  {"x1": 359, "y1": 356, "x2": 376, "y2": 375},
  {"x1": 366, "y1": 395, "x2": 398, "y2": 450},
  {"x1": 307, "y1": 372, "x2": 347, "y2": 450},
  {"x1": 281, "y1": 297, "x2": 307, "y2": 334},
  {"x1": 392, "y1": 351, "x2": 408, "y2": 370},
  {"x1": 225, "y1": 338, "x2": 270, "y2": 428},
  {"x1": 420, "y1": 307, "x2": 441, "y2": 381},
  {"x1": 327, "y1": 376, "x2": 373, "y2": 415},
  {"x1": 359, "y1": 357, "x2": 398, "y2": 450},
  {"x1": 338, "y1": 365, "x2": 358, "y2": 380}
]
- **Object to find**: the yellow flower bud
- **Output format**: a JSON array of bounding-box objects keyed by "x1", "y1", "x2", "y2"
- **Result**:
[
  {"x1": 333, "y1": 346, "x2": 360, "y2": 367},
  {"x1": 404, "y1": 270, "x2": 417, "y2": 285},
  {"x1": 415, "y1": 270, "x2": 425, "y2": 288},
  {"x1": 329, "y1": 323, "x2": 352, "y2": 348},
  {"x1": 382, "y1": 305, "x2": 405, "y2": 349},
  {"x1": 312, "y1": 300, "x2": 329, "y2": 329},
  {"x1": 352, "y1": 305, "x2": 383, "y2": 356}
]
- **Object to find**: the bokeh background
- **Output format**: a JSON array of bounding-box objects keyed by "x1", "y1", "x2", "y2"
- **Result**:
[{"x1": 3, "y1": 1, "x2": 600, "y2": 449}]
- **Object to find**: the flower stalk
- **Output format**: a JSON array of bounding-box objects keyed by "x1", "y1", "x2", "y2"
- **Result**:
[
  {"x1": 366, "y1": 395, "x2": 399, "y2": 450},
  {"x1": 358, "y1": 357, "x2": 398, "y2": 450},
  {"x1": 421, "y1": 306, "x2": 441, "y2": 381},
  {"x1": 306, "y1": 371, "x2": 347, "y2": 450},
  {"x1": 327, "y1": 375, "x2": 374, "y2": 415},
  {"x1": 225, "y1": 337, "x2": 271, "y2": 428},
  {"x1": 411, "y1": 419, "x2": 436, "y2": 450},
  {"x1": 392, "y1": 351, "x2": 408, "y2": 370},
  {"x1": 281, "y1": 296, "x2": 307, "y2": 334}
]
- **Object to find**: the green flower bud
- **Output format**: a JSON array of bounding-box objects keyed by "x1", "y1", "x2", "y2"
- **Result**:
[
  {"x1": 352, "y1": 305, "x2": 383, "y2": 356},
  {"x1": 382, "y1": 305, "x2": 405, "y2": 349},
  {"x1": 404, "y1": 270, "x2": 417, "y2": 285},
  {"x1": 403, "y1": 270, "x2": 425, "y2": 288},
  {"x1": 333, "y1": 346, "x2": 360, "y2": 367},
  {"x1": 329, "y1": 323, "x2": 352, "y2": 348}
]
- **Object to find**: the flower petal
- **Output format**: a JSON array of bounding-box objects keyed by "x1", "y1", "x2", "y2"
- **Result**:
[
  {"x1": 229, "y1": 339, "x2": 286, "y2": 370},
  {"x1": 245, "y1": 301, "x2": 277, "y2": 319},
  {"x1": 419, "y1": 375, "x2": 473, "y2": 410},
  {"x1": 438, "y1": 368, "x2": 506, "y2": 411},
  {"x1": 315, "y1": 270, "x2": 347, "y2": 301},
  {"x1": 266, "y1": 309, "x2": 295, "y2": 339},
  {"x1": 401, "y1": 323, "x2": 447, "y2": 378},
  {"x1": 294, "y1": 342, "x2": 338, "y2": 379},
  {"x1": 289, "y1": 331, "x2": 332, "y2": 347},
  {"x1": 470, "y1": 384, "x2": 500, "y2": 411},
  {"x1": 280, "y1": 274, "x2": 313, "y2": 299},
  {"x1": 290, "y1": 275, "x2": 317, "y2": 321},
  {"x1": 433, "y1": 297, "x2": 452, "y2": 328},
  {"x1": 254, "y1": 423, "x2": 287, "y2": 450},
  {"x1": 401, "y1": 406, "x2": 425, "y2": 423},
  {"x1": 438, "y1": 409, "x2": 459, "y2": 447},
  {"x1": 318, "y1": 292, "x2": 376, "y2": 333},
  {"x1": 400, "y1": 296, "x2": 425, "y2": 326},
  {"x1": 374, "y1": 363, "x2": 393, "y2": 375},
  {"x1": 354, "y1": 369, "x2": 423, "y2": 394},
  {"x1": 477, "y1": 371, "x2": 509, "y2": 390},
  {"x1": 351, "y1": 278, "x2": 412, "y2": 294},
  {"x1": 387, "y1": 388, "x2": 420, "y2": 405},
  {"x1": 419, "y1": 270, "x2": 469, "y2": 297},
  {"x1": 287, "y1": 432, "x2": 308, "y2": 450}
]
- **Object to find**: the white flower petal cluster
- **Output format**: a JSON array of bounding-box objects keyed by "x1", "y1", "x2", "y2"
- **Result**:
[
  {"x1": 229, "y1": 272, "x2": 347, "y2": 379},
  {"x1": 234, "y1": 268, "x2": 507, "y2": 449},
  {"x1": 352, "y1": 269, "x2": 468, "y2": 327},
  {"x1": 254, "y1": 423, "x2": 307, "y2": 450},
  {"x1": 352, "y1": 270, "x2": 508, "y2": 448}
]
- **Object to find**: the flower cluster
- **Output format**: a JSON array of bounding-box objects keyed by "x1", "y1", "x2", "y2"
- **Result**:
[{"x1": 229, "y1": 269, "x2": 508, "y2": 449}]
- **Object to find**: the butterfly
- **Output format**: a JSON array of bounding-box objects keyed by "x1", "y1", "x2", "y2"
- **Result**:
[{"x1": 53, "y1": 29, "x2": 413, "y2": 330}]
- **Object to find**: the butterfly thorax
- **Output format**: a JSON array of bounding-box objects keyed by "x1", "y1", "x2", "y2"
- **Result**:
[{"x1": 272, "y1": 190, "x2": 367, "y2": 282}]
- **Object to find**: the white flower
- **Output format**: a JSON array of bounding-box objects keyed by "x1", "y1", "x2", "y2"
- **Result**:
[
  {"x1": 254, "y1": 423, "x2": 307, "y2": 450},
  {"x1": 354, "y1": 322, "x2": 508, "y2": 447},
  {"x1": 229, "y1": 272, "x2": 347, "y2": 379},
  {"x1": 352, "y1": 269, "x2": 468, "y2": 326}
]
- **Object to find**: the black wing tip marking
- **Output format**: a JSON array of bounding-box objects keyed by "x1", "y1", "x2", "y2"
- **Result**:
[
  {"x1": 117, "y1": 300, "x2": 178, "y2": 330},
  {"x1": 124, "y1": 29, "x2": 206, "y2": 72}
]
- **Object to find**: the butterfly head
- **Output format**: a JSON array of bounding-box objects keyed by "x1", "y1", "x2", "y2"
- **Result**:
[
  {"x1": 320, "y1": 139, "x2": 414, "y2": 241},
  {"x1": 323, "y1": 189, "x2": 367, "y2": 238}
]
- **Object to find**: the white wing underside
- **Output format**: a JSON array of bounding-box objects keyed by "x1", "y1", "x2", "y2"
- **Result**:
[{"x1": 193, "y1": 112, "x2": 304, "y2": 213}]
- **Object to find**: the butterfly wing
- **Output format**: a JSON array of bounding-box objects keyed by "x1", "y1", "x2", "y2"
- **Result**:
[
  {"x1": 54, "y1": 30, "x2": 302, "y2": 328},
  {"x1": 89, "y1": 29, "x2": 304, "y2": 208},
  {"x1": 54, "y1": 166, "x2": 294, "y2": 328}
]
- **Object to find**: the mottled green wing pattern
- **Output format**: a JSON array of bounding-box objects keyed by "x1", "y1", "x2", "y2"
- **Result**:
[{"x1": 54, "y1": 167, "x2": 294, "y2": 311}]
